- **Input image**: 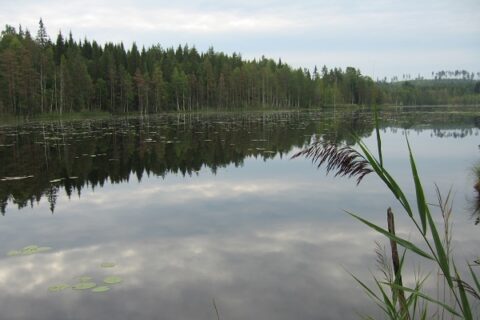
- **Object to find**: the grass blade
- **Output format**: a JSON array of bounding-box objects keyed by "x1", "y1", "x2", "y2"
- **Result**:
[
  {"x1": 347, "y1": 211, "x2": 433, "y2": 260},
  {"x1": 468, "y1": 264, "x2": 480, "y2": 295},
  {"x1": 374, "y1": 277, "x2": 396, "y2": 317},
  {"x1": 355, "y1": 139, "x2": 414, "y2": 218},
  {"x1": 388, "y1": 284, "x2": 461, "y2": 317},
  {"x1": 454, "y1": 264, "x2": 473, "y2": 320},
  {"x1": 426, "y1": 211, "x2": 452, "y2": 288},
  {"x1": 374, "y1": 107, "x2": 383, "y2": 168},
  {"x1": 406, "y1": 138, "x2": 428, "y2": 235}
]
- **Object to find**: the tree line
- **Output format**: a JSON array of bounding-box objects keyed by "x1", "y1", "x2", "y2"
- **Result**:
[{"x1": 0, "y1": 20, "x2": 479, "y2": 116}]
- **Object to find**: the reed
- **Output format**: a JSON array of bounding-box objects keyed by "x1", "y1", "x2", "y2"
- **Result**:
[{"x1": 293, "y1": 109, "x2": 480, "y2": 319}]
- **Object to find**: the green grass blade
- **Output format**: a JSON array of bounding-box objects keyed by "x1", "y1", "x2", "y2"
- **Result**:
[
  {"x1": 355, "y1": 139, "x2": 414, "y2": 218},
  {"x1": 426, "y1": 211, "x2": 452, "y2": 288},
  {"x1": 347, "y1": 211, "x2": 433, "y2": 260},
  {"x1": 454, "y1": 264, "x2": 473, "y2": 320},
  {"x1": 349, "y1": 272, "x2": 391, "y2": 316},
  {"x1": 349, "y1": 272, "x2": 381, "y2": 302},
  {"x1": 389, "y1": 284, "x2": 461, "y2": 317},
  {"x1": 406, "y1": 138, "x2": 428, "y2": 235},
  {"x1": 468, "y1": 264, "x2": 480, "y2": 294},
  {"x1": 420, "y1": 305, "x2": 428, "y2": 320},
  {"x1": 374, "y1": 277, "x2": 396, "y2": 317},
  {"x1": 374, "y1": 106, "x2": 383, "y2": 168}
]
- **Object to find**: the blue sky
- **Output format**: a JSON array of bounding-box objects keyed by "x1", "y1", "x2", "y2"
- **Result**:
[{"x1": 1, "y1": 0, "x2": 479, "y2": 79}]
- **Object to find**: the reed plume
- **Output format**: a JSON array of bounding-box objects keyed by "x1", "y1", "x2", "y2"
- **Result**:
[{"x1": 291, "y1": 140, "x2": 373, "y2": 185}]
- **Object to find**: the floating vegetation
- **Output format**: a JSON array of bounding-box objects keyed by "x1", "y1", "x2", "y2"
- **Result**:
[
  {"x1": 48, "y1": 284, "x2": 70, "y2": 292},
  {"x1": 6, "y1": 245, "x2": 52, "y2": 256},
  {"x1": 1, "y1": 175, "x2": 34, "y2": 182},
  {"x1": 92, "y1": 286, "x2": 110, "y2": 293},
  {"x1": 78, "y1": 276, "x2": 93, "y2": 282},
  {"x1": 7, "y1": 250, "x2": 22, "y2": 257},
  {"x1": 48, "y1": 261, "x2": 123, "y2": 294},
  {"x1": 100, "y1": 262, "x2": 116, "y2": 268},
  {"x1": 72, "y1": 282, "x2": 97, "y2": 290},
  {"x1": 103, "y1": 276, "x2": 123, "y2": 285}
]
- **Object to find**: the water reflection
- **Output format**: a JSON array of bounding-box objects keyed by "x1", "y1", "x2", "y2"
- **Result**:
[
  {"x1": 0, "y1": 107, "x2": 479, "y2": 320},
  {"x1": 1, "y1": 108, "x2": 479, "y2": 214}
]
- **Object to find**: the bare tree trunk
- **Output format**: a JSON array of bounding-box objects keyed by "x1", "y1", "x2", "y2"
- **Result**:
[{"x1": 387, "y1": 208, "x2": 409, "y2": 319}]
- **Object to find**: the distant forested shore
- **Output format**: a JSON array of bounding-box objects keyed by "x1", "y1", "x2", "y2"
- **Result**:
[{"x1": 1, "y1": 20, "x2": 479, "y2": 116}]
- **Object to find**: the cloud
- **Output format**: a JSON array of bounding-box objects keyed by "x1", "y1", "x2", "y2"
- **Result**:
[{"x1": 1, "y1": 0, "x2": 478, "y2": 77}]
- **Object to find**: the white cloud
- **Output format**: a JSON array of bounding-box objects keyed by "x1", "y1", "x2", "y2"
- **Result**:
[{"x1": 0, "y1": 0, "x2": 479, "y2": 80}]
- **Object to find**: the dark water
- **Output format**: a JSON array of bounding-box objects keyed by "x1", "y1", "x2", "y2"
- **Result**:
[{"x1": 0, "y1": 107, "x2": 479, "y2": 320}]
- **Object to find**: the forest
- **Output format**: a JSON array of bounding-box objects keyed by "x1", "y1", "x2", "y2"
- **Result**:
[{"x1": 0, "y1": 20, "x2": 479, "y2": 116}]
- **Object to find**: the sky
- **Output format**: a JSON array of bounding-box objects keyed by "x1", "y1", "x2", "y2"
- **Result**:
[{"x1": 1, "y1": 0, "x2": 479, "y2": 79}]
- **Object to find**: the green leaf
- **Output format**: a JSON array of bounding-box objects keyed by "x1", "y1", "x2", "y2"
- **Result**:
[
  {"x1": 7, "y1": 250, "x2": 22, "y2": 257},
  {"x1": 406, "y1": 138, "x2": 428, "y2": 235},
  {"x1": 374, "y1": 277, "x2": 396, "y2": 316},
  {"x1": 426, "y1": 211, "x2": 452, "y2": 288},
  {"x1": 348, "y1": 272, "x2": 380, "y2": 302},
  {"x1": 373, "y1": 106, "x2": 383, "y2": 168},
  {"x1": 92, "y1": 286, "x2": 110, "y2": 293},
  {"x1": 355, "y1": 139, "x2": 413, "y2": 218},
  {"x1": 48, "y1": 284, "x2": 71, "y2": 292},
  {"x1": 103, "y1": 276, "x2": 122, "y2": 284},
  {"x1": 389, "y1": 284, "x2": 460, "y2": 317},
  {"x1": 454, "y1": 264, "x2": 473, "y2": 320},
  {"x1": 468, "y1": 264, "x2": 480, "y2": 295},
  {"x1": 78, "y1": 276, "x2": 93, "y2": 282},
  {"x1": 347, "y1": 211, "x2": 433, "y2": 260},
  {"x1": 72, "y1": 282, "x2": 97, "y2": 290},
  {"x1": 100, "y1": 262, "x2": 116, "y2": 268}
]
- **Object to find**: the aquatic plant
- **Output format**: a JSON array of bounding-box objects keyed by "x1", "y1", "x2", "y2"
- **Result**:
[
  {"x1": 294, "y1": 111, "x2": 480, "y2": 319},
  {"x1": 6, "y1": 245, "x2": 51, "y2": 257},
  {"x1": 92, "y1": 286, "x2": 110, "y2": 293},
  {"x1": 100, "y1": 262, "x2": 116, "y2": 268},
  {"x1": 48, "y1": 284, "x2": 70, "y2": 292},
  {"x1": 48, "y1": 262, "x2": 121, "y2": 294},
  {"x1": 103, "y1": 276, "x2": 123, "y2": 285},
  {"x1": 72, "y1": 282, "x2": 97, "y2": 290}
]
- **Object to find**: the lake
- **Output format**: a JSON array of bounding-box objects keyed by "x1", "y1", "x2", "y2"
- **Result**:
[{"x1": 0, "y1": 106, "x2": 479, "y2": 320}]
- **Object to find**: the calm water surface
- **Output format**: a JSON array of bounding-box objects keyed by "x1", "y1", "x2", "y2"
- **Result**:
[{"x1": 0, "y1": 107, "x2": 479, "y2": 319}]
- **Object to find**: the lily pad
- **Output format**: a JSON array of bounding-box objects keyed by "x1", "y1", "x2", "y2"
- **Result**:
[
  {"x1": 78, "y1": 276, "x2": 93, "y2": 282},
  {"x1": 103, "y1": 276, "x2": 122, "y2": 285},
  {"x1": 48, "y1": 284, "x2": 70, "y2": 292},
  {"x1": 7, "y1": 250, "x2": 22, "y2": 257},
  {"x1": 23, "y1": 245, "x2": 39, "y2": 251},
  {"x1": 36, "y1": 247, "x2": 52, "y2": 253},
  {"x1": 100, "y1": 262, "x2": 116, "y2": 268},
  {"x1": 92, "y1": 286, "x2": 110, "y2": 293},
  {"x1": 21, "y1": 246, "x2": 40, "y2": 255},
  {"x1": 72, "y1": 282, "x2": 97, "y2": 290}
]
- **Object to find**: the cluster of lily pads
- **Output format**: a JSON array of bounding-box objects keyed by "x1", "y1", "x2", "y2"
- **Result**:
[
  {"x1": 48, "y1": 262, "x2": 123, "y2": 294},
  {"x1": 5, "y1": 245, "x2": 123, "y2": 294},
  {"x1": 7, "y1": 245, "x2": 52, "y2": 256}
]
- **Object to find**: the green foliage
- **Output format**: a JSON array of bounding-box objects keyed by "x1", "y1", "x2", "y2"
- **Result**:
[
  {"x1": 5, "y1": 21, "x2": 476, "y2": 116},
  {"x1": 296, "y1": 110, "x2": 480, "y2": 318},
  {"x1": 350, "y1": 118, "x2": 480, "y2": 318}
]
